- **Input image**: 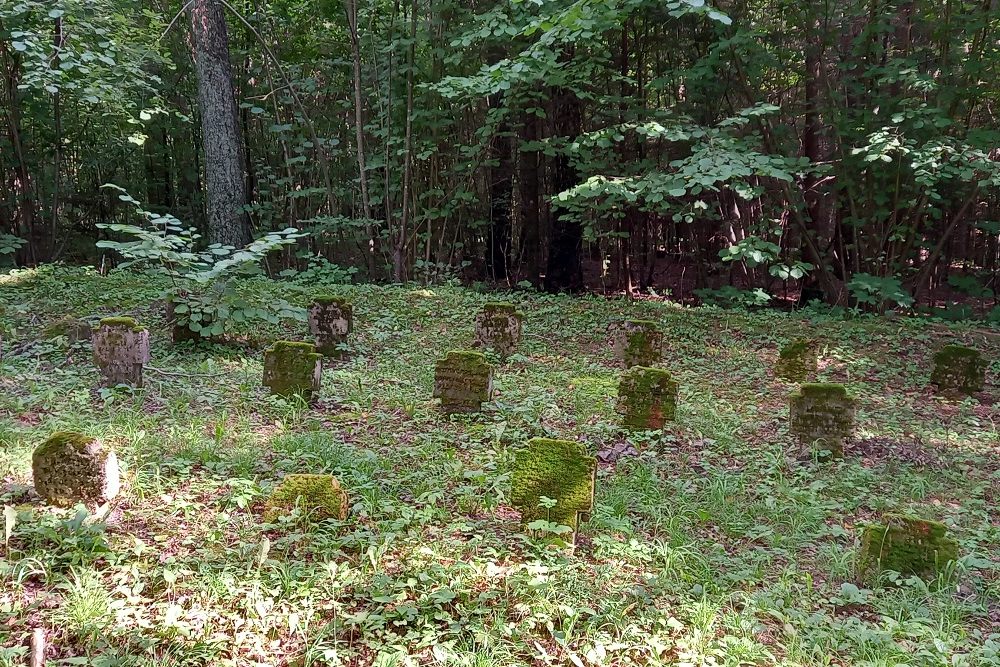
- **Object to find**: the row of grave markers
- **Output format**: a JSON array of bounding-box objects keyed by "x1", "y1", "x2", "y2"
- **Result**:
[{"x1": 67, "y1": 300, "x2": 983, "y2": 579}]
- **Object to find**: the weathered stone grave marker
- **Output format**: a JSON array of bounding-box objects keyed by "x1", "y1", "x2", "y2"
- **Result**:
[
  {"x1": 618, "y1": 366, "x2": 678, "y2": 430},
  {"x1": 263, "y1": 341, "x2": 322, "y2": 399},
  {"x1": 433, "y1": 350, "x2": 493, "y2": 413},
  {"x1": 775, "y1": 338, "x2": 818, "y2": 382},
  {"x1": 510, "y1": 438, "x2": 596, "y2": 536},
  {"x1": 309, "y1": 296, "x2": 354, "y2": 357},
  {"x1": 859, "y1": 514, "x2": 959, "y2": 580},
  {"x1": 264, "y1": 474, "x2": 349, "y2": 523},
  {"x1": 613, "y1": 319, "x2": 662, "y2": 367},
  {"x1": 474, "y1": 302, "x2": 523, "y2": 356},
  {"x1": 930, "y1": 344, "x2": 985, "y2": 394},
  {"x1": 32, "y1": 432, "x2": 120, "y2": 507},
  {"x1": 789, "y1": 383, "x2": 855, "y2": 458},
  {"x1": 92, "y1": 317, "x2": 150, "y2": 388}
]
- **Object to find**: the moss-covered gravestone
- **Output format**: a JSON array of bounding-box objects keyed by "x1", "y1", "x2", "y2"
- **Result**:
[
  {"x1": 613, "y1": 320, "x2": 662, "y2": 367},
  {"x1": 264, "y1": 474, "x2": 349, "y2": 523},
  {"x1": 263, "y1": 341, "x2": 322, "y2": 399},
  {"x1": 309, "y1": 296, "x2": 354, "y2": 357},
  {"x1": 32, "y1": 432, "x2": 120, "y2": 507},
  {"x1": 474, "y1": 302, "x2": 524, "y2": 356},
  {"x1": 775, "y1": 338, "x2": 818, "y2": 382},
  {"x1": 859, "y1": 514, "x2": 959, "y2": 580},
  {"x1": 510, "y1": 438, "x2": 596, "y2": 536},
  {"x1": 433, "y1": 350, "x2": 493, "y2": 413},
  {"x1": 92, "y1": 317, "x2": 151, "y2": 388},
  {"x1": 930, "y1": 345, "x2": 986, "y2": 394},
  {"x1": 42, "y1": 316, "x2": 93, "y2": 344},
  {"x1": 618, "y1": 366, "x2": 678, "y2": 430},
  {"x1": 789, "y1": 383, "x2": 855, "y2": 458}
]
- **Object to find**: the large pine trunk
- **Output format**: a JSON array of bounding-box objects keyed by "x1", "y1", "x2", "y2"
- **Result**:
[
  {"x1": 188, "y1": 0, "x2": 250, "y2": 248},
  {"x1": 544, "y1": 84, "x2": 583, "y2": 292}
]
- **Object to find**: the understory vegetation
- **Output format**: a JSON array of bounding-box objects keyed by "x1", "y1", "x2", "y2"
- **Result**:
[{"x1": 1, "y1": 265, "x2": 998, "y2": 666}]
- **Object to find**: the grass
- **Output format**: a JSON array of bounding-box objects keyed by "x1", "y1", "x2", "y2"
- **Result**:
[{"x1": 0, "y1": 264, "x2": 998, "y2": 666}]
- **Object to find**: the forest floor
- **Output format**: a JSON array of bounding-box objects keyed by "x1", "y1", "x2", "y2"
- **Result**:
[{"x1": 1, "y1": 265, "x2": 999, "y2": 667}]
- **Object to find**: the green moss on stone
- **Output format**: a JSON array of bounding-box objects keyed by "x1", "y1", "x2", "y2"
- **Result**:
[
  {"x1": 314, "y1": 295, "x2": 352, "y2": 307},
  {"x1": 930, "y1": 345, "x2": 986, "y2": 394},
  {"x1": 510, "y1": 438, "x2": 596, "y2": 533},
  {"x1": 264, "y1": 474, "x2": 349, "y2": 523},
  {"x1": 618, "y1": 366, "x2": 678, "y2": 430},
  {"x1": 475, "y1": 304, "x2": 524, "y2": 356},
  {"x1": 775, "y1": 339, "x2": 819, "y2": 382},
  {"x1": 859, "y1": 514, "x2": 959, "y2": 580},
  {"x1": 789, "y1": 383, "x2": 855, "y2": 458},
  {"x1": 42, "y1": 316, "x2": 92, "y2": 343},
  {"x1": 263, "y1": 341, "x2": 323, "y2": 398},
  {"x1": 35, "y1": 431, "x2": 95, "y2": 455},
  {"x1": 616, "y1": 320, "x2": 662, "y2": 368},
  {"x1": 98, "y1": 316, "x2": 146, "y2": 332},
  {"x1": 433, "y1": 350, "x2": 493, "y2": 412},
  {"x1": 483, "y1": 302, "x2": 519, "y2": 315}
]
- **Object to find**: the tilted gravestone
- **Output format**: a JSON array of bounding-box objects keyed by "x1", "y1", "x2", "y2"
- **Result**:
[
  {"x1": 617, "y1": 366, "x2": 678, "y2": 430},
  {"x1": 613, "y1": 319, "x2": 662, "y2": 368},
  {"x1": 32, "y1": 432, "x2": 120, "y2": 507},
  {"x1": 858, "y1": 514, "x2": 959, "y2": 581},
  {"x1": 930, "y1": 345, "x2": 986, "y2": 394},
  {"x1": 309, "y1": 296, "x2": 354, "y2": 357},
  {"x1": 263, "y1": 341, "x2": 322, "y2": 399},
  {"x1": 474, "y1": 302, "x2": 524, "y2": 356},
  {"x1": 510, "y1": 438, "x2": 596, "y2": 536},
  {"x1": 264, "y1": 474, "x2": 349, "y2": 523},
  {"x1": 789, "y1": 383, "x2": 855, "y2": 458},
  {"x1": 92, "y1": 317, "x2": 151, "y2": 388},
  {"x1": 433, "y1": 351, "x2": 493, "y2": 413},
  {"x1": 775, "y1": 338, "x2": 819, "y2": 382}
]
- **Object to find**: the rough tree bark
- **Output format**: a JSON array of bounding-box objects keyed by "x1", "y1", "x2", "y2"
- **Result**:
[
  {"x1": 188, "y1": 0, "x2": 251, "y2": 248},
  {"x1": 486, "y1": 93, "x2": 513, "y2": 283}
]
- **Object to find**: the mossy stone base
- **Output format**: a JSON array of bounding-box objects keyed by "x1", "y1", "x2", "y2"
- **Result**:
[
  {"x1": 510, "y1": 438, "x2": 596, "y2": 534},
  {"x1": 789, "y1": 383, "x2": 855, "y2": 458},
  {"x1": 474, "y1": 302, "x2": 524, "y2": 357},
  {"x1": 32, "y1": 432, "x2": 120, "y2": 507},
  {"x1": 309, "y1": 297, "x2": 354, "y2": 357},
  {"x1": 618, "y1": 366, "x2": 678, "y2": 430},
  {"x1": 859, "y1": 514, "x2": 959, "y2": 580},
  {"x1": 613, "y1": 320, "x2": 662, "y2": 368},
  {"x1": 263, "y1": 341, "x2": 323, "y2": 399},
  {"x1": 433, "y1": 350, "x2": 493, "y2": 413},
  {"x1": 930, "y1": 345, "x2": 985, "y2": 394},
  {"x1": 264, "y1": 474, "x2": 349, "y2": 523},
  {"x1": 775, "y1": 339, "x2": 818, "y2": 382},
  {"x1": 42, "y1": 316, "x2": 93, "y2": 344},
  {"x1": 92, "y1": 317, "x2": 151, "y2": 388}
]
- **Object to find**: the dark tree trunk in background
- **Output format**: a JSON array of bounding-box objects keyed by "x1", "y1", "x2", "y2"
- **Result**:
[
  {"x1": 544, "y1": 84, "x2": 583, "y2": 292},
  {"x1": 188, "y1": 0, "x2": 251, "y2": 248},
  {"x1": 486, "y1": 93, "x2": 513, "y2": 282},
  {"x1": 518, "y1": 110, "x2": 542, "y2": 286}
]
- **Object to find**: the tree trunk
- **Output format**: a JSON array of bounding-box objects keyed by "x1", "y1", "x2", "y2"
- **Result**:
[
  {"x1": 486, "y1": 93, "x2": 513, "y2": 283},
  {"x1": 518, "y1": 110, "x2": 542, "y2": 286},
  {"x1": 188, "y1": 0, "x2": 250, "y2": 248},
  {"x1": 544, "y1": 82, "x2": 583, "y2": 292}
]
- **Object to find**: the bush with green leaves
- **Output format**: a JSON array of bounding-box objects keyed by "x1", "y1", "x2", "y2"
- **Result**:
[
  {"x1": 96, "y1": 186, "x2": 306, "y2": 339},
  {"x1": 847, "y1": 273, "x2": 914, "y2": 312}
]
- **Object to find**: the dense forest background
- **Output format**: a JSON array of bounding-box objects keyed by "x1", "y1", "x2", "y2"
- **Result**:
[{"x1": 3, "y1": 0, "x2": 1000, "y2": 310}]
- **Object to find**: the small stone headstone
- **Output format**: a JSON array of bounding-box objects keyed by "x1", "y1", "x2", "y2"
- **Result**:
[
  {"x1": 42, "y1": 316, "x2": 93, "y2": 344},
  {"x1": 474, "y1": 302, "x2": 523, "y2": 356},
  {"x1": 930, "y1": 345, "x2": 985, "y2": 394},
  {"x1": 92, "y1": 317, "x2": 151, "y2": 388},
  {"x1": 617, "y1": 366, "x2": 678, "y2": 430},
  {"x1": 433, "y1": 350, "x2": 493, "y2": 413},
  {"x1": 858, "y1": 514, "x2": 959, "y2": 580},
  {"x1": 32, "y1": 432, "x2": 120, "y2": 507},
  {"x1": 165, "y1": 298, "x2": 207, "y2": 343},
  {"x1": 510, "y1": 438, "x2": 596, "y2": 536},
  {"x1": 613, "y1": 319, "x2": 662, "y2": 367},
  {"x1": 309, "y1": 296, "x2": 354, "y2": 357},
  {"x1": 263, "y1": 341, "x2": 322, "y2": 399},
  {"x1": 264, "y1": 474, "x2": 349, "y2": 523},
  {"x1": 789, "y1": 383, "x2": 855, "y2": 458},
  {"x1": 775, "y1": 338, "x2": 818, "y2": 382}
]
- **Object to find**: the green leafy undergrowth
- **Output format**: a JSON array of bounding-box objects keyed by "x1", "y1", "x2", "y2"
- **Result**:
[{"x1": 1, "y1": 266, "x2": 998, "y2": 666}]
